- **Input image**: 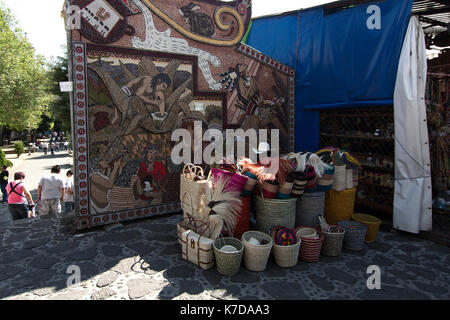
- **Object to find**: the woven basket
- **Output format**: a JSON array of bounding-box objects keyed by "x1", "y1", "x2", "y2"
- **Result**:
[
  {"x1": 324, "y1": 188, "x2": 357, "y2": 225},
  {"x1": 242, "y1": 231, "x2": 273, "y2": 272},
  {"x1": 332, "y1": 165, "x2": 346, "y2": 192},
  {"x1": 211, "y1": 168, "x2": 248, "y2": 193},
  {"x1": 337, "y1": 220, "x2": 368, "y2": 251},
  {"x1": 322, "y1": 225, "x2": 346, "y2": 256},
  {"x1": 254, "y1": 195, "x2": 297, "y2": 234},
  {"x1": 296, "y1": 227, "x2": 324, "y2": 263},
  {"x1": 242, "y1": 171, "x2": 258, "y2": 196},
  {"x1": 272, "y1": 236, "x2": 301, "y2": 268},
  {"x1": 352, "y1": 213, "x2": 381, "y2": 243},
  {"x1": 213, "y1": 237, "x2": 244, "y2": 276},
  {"x1": 295, "y1": 191, "x2": 325, "y2": 227},
  {"x1": 345, "y1": 168, "x2": 354, "y2": 189}
]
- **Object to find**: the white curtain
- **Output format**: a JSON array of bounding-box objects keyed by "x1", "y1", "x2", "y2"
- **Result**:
[{"x1": 393, "y1": 16, "x2": 432, "y2": 234}]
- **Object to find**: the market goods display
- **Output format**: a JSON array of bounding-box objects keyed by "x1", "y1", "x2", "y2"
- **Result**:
[
  {"x1": 352, "y1": 213, "x2": 382, "y2": 243},
  {"x1": 174, "y1": 146, "x2": 381, "y2": 275},
  {"x1": 213, "y1": 237, "x2": 244, "y2": 276},
  {"x1": 242, "y1": 231, "x2": 273, "y2": 272},
  {"x1": 295, "y1": 191, "x2": 325, "y2": 227},
  {"x1": 337, "y1": 220, "x2": 368, "y2": 251}
]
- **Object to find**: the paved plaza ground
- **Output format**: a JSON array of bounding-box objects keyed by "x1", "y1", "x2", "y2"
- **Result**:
[{"x1": 0, "y1": 150, "x2": 449, "y2": 300}]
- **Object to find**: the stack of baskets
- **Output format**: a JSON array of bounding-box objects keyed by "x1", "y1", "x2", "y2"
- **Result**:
[{"x1": 296, "y1": 226, "x2": 324, "y2": 262}]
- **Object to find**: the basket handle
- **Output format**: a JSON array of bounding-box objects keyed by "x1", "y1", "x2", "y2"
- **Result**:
[
  {"x1": 182, "y1": 163, "x2": 205, "y2": 180},
  {"x1": 259, "y1": 186, "x2": 267, "y2": 207}
]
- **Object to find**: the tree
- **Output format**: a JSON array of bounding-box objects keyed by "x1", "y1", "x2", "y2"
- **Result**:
[
  {"x1": 48, "y1": 56, "x2": 71, "y2": 133},
  {"x1": 0, "y1": 2, "x2": 54, "y2": 135},
  {"x1": 14, "y1": 141, "x2": 24, "y2": 158}
]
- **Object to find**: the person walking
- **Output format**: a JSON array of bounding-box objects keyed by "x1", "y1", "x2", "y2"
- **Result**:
[
  {"x1": 42, "y1": 141, "x2": 48, "y2": 155},
  {"x1": 6, "y1": 172, "x2": 34, "y2": 220},
  {"x1": 0, "y1": 166, "x2": 9, "y2": 203},
  {"x1": 37, "y1": 165, "x2": 65, "y2": 215},
  {"x1": 50, "y1": 142, "x2": 55, "y2": 155},
  {"x1": 64, "y1": 170, "x2": 75, "y2": 213},
  {"x1": 64, "y1": 140, "x2": 69, "y2": 152}
]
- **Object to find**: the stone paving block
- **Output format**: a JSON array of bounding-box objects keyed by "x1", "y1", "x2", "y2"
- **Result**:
[
  {"x1": 101, "y1": 245, "x2": 124, "y2": 258},
  {"x1": 202, "y1": 268, "x2": 224, "y2": 286},
  {"x1": 96, "y1": 272, "x2": 119, "y2": 288},
  {"x1": 23, "y1": 238, "x2": 51, "y2": 249},
  {"x1": 358, "y1": 285, "x2": 431, "y2": 300},
  {"x1": 397, "y1": 244, "x2": 421, "y2": 254},
  {"x1": 165, "y1": 265, "x2": 196, "y2": 279},
  {"x1": 0, "y1": 265, "x2": 25, "y2": 281},
  {"x1": 230, "y1": 270, "x2": 261, "y2": 284},
  {"x1": 308, "y1": 274, "x2": 335, "y2": 292},
  {"x1": 67, "y1": 247, "x2": 99, "y2": 261},
  {"x1": 139, "y1": 223, "x2": 174, "y2": 233},
  {"x1": 392, "y1": 253, "x2": 420, "y2": 265},
  {"x1": 30, "y1": 256, "x2": 60, "y2": 269},
  {"x1": 0, "y1": 248, "x2": 37, "y2": 264},
  {"x1": 178, "y1": 279, "x2": 204, "y2": 295},
  {"x1": 127, "y1": 278, "x2": 167, "y2": 300},
  {"x1": 49, "y1": 288, "x2": 89, "y2": 300},
  {"x1": 412, "y1": 282, "x2": 449, "y2": 297},
  {"x1": 91, "y1": 288, "x2": 117, "y2": 300},
  {"x1": 261, "y1": 281, "x2": 308, "y2": 300},
  {"x1": 324, "y1": 267, "x2": 358, "y2": 284}
]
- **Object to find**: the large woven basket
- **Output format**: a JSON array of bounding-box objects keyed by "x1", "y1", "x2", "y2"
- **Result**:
[
  {"x1": 296, "y1": 227, "x2": 324, "y2": 263},
  {"x1": 213, "y1": 237, "x2": 244, "y2": 276},
  {"x1": 337, "y1": 220, "x2": 368, "y2": 251},
  {"x1": 352, "y1": 213, "x2": 381, "y2": 243},
  {"x1": 255, "y1": 195, "x2": 297, "y2": 234},
  {"x1": 272, "y1": 236, "x2": 301, "y2": 268},
  {"x1": 295, "y1": 191, "x2": 325, "y2": 227},
  {"x1": 324, "y1": 188, "x2": 357, "y2": 225},
  {"x1": 242, "y1": 231, "x2": 273, "y2": 272},
  {"x1": 322, "y1": 225, "x2": 346, "y2": 256}
]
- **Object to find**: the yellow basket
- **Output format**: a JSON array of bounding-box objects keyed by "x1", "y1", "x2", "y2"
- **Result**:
[
  {"x1": 352, "y1": 213, "x2": 382, "y2": 243},
  {"x1": 324, "y1": 188, "x2": 357, "y2": 225}
]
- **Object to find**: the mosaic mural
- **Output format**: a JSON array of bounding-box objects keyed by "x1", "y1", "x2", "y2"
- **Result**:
[{"x1": 69, "y1": 0, "x2": 295, "y2": 229}]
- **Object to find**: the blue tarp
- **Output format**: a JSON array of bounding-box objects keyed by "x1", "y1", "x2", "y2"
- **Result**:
[{"x1": 246, "y1": 0, "x2": 413, "y2": 152}]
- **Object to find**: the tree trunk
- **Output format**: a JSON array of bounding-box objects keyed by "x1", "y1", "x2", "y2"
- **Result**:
[
  {"x1": 0, "y1": 126, "x2": 3, "y2": 146},
  {"x1": 8, "y1": 131, "x2": 12, "y2": 145}
]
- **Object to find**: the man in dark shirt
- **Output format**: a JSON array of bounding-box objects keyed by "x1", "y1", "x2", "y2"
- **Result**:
[{"x1": 0, "y1": 166, "x2": 9, "y2": 203}]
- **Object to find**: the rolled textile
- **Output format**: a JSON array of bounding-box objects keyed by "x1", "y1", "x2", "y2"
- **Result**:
[
  {"x1": 242, "y1": 171, "x2": 258, "y2": 196},
  {"x1": 291, "y1": 171, "x2": 307, "y2": 198},
  {"x1": 277, "y1": 173, "x2": 294, "y2": 199},
  {"x1": 317, "y1": 164, "x2": 335, "y2": 191},
  {"x1": 304, "y1": 165, "x2": 318, "y2": 193},
  {"x1": 260, "y1": 180, "x2": 278, "y2": 199}
]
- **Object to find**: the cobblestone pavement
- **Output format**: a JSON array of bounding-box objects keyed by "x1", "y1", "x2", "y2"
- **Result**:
[
  {"x1": 0, "y1": 211, "x2": 449, "y2": 300},
  {"x1": 0, "y1": 152, "x2": 449, "y2": 300}
]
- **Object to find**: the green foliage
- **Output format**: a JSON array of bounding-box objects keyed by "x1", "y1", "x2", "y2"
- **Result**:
[
  {"x1": 14, "y1": 141, "x2": 24, "y2": 158},
  {"x1": 48, "y1": 56, "x2": 71, "y2": 133},
  {"x1": 0, "y1": 149, "x2": 12, "y2": 168},
  {"x1": 0, "y1": 2, "x2": 55, "y2": 131}
]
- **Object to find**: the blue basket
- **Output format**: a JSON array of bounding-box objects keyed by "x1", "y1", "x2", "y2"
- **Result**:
[{"x1": 337, "y1": 220, "x2": 368, "y2": 250}]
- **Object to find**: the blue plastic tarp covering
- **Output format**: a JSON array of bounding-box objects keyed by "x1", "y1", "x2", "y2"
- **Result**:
[{"x1": 246, "y1": 0, "x2": 412, "y2": 152}]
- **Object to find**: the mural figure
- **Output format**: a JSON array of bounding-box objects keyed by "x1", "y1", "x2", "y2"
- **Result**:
[
  {"x1": 130, "y1": 0, "x2": 222, "y2": 90},
  {"x1": 179, "y1": 2, "x2": 215, "y2": 37}
]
